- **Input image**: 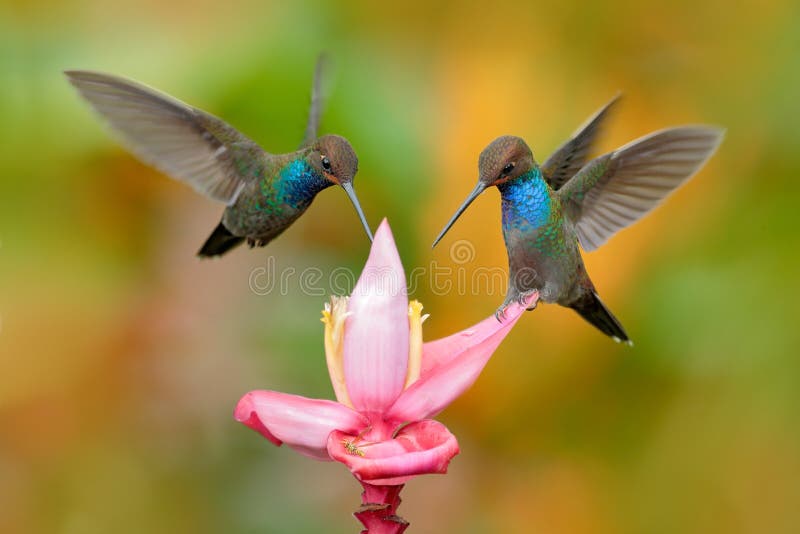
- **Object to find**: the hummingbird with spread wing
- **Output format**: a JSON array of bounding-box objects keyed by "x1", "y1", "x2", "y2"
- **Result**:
[
  {"x1": 433, "y1": 96, "x2": 723, "y2": 343},
  {"x1": 66, "y1": 57, "x2": 372, "y2": 257}
]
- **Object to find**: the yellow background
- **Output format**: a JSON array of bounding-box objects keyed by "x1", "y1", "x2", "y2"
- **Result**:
[{"x1": 1, "y1": 1, "x2": 799, "y2": 532}]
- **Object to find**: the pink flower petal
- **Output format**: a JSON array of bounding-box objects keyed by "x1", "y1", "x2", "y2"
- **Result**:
[
  {"x1": 344, "y1": 219, "x2": 410, "y2": 414},
  {"x1": 327, "y1": 420, "x2": 459, "y2": 485},
  {"x1": 235, "y1": 390, "x2": 368, "y2": 461},
  {"x1": 387, "y1": 296, "x2": 534, "y2": 422}
]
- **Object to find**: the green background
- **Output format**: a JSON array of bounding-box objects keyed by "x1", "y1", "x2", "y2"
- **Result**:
[{"x1": 1, "y1": 1, "x2": 799, "y2": 532}]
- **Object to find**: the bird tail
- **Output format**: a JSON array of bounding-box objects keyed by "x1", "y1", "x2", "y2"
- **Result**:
[
  {"x1": 570, "y1": 291, "x2": 632, "y2": 345},
  {"x1": 197, "y1": 223, "x2": 244, "y2": 257}
]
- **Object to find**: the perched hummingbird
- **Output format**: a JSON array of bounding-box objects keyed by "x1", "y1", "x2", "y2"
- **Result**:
[
  {"x1": 65, "y1": 57, "x2": 372, "y2": 257},
  {"x1": 433, "y1": 96, "x2": 723, "y2": 343}
]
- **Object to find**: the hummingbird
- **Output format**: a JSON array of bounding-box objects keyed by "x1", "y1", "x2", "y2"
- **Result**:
[
  {"x1": 65, "y1": 57, "x2": 373, "y2": 257},
  {"x1": 433, "y1": 96, "x2": 723, "y2": 343}
]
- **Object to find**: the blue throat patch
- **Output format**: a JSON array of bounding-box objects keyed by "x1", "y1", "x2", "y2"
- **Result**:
[
  {"x1": 498, "y1": 167, "x2": 552, "y2": 229},
  {"x1": 276, "y1": 159, "x2": 331, "y2": 207}
]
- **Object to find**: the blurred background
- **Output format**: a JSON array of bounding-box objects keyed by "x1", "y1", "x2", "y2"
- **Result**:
[{"x1": 2, "y1": 1, "x2": 799, "y2": 532}]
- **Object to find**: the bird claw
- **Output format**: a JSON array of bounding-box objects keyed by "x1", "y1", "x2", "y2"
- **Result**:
[
  {"x1": 496, "y1": 290, "x2": 539, "y2": 322},
  {"x1": 517, "y1": 290, "x2": 539, "y2": 311},
  {"x1": 246, "y1": 237, "x2": 268, "y2": 248}
]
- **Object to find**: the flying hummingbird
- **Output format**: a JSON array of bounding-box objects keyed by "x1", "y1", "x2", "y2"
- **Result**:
[
  {"x1": 65, "y1": 57, "x2": 373, "y2": 257},
  {"x1": 433, "y1": 96, "x2": 723, "y2": 343}
]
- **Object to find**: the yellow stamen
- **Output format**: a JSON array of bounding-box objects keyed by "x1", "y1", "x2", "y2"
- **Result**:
[
  {"x1": 322, "y1": 296, "x2": 353, "y2": 408},
  {"x1": 404, "y1": 300, "x2": 427, "y2": 389},
  {"x1": 342, "y1": 438, "x2": 366, "y2": 456}
]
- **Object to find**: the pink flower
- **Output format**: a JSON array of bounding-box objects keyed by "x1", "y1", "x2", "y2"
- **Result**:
[{"x1": 235, "y1": 220, "x2": 535, "y2": 528}]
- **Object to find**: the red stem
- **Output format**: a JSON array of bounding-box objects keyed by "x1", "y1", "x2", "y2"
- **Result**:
[{"x1": 354, "y1": 482, "x2": 409, "y2": 534}]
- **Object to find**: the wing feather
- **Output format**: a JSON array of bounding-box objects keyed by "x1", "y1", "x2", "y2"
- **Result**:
[
  {"x1": 559, "y1": 126, "x2": 724, "y2": 251},
  {"x1": 541, "y1": 94, "x2": 620, "y2": 190},
  {"x1": 65, "y1": 70, "x2": 266, "y2": 205},
  {"x1": 300, "y1": 55, "x2": 332, "y2": 148}
]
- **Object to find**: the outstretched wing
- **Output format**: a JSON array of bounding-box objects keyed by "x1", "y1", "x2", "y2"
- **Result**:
[
  {"x1": 559, "y1": 126, "x2": 724, "y2": 251},
  {"x1": 541, "y1": 94, "x2": 620, "y2": 190},
  {"x1": 300, "y1": 55, "x2": 332, "y2": 148},
  {"x1": 65, "y1": 70, "x2": 266, "y2": 205}
]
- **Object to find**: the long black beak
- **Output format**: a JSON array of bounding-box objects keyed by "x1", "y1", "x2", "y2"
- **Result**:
[
  {"x1": 341, "y1": 181, "x2": 373, "y2": 242},
  {"x1": 432, "y1": 182, "x2": 487, "y2": 248}
]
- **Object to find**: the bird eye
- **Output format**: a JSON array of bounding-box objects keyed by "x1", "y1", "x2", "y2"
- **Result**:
[
  {"x1": 502, "y1": 162, "x2": 515, "y2": 175},
  {"x1": 321, "y1": 156, "x2": 332, "y2": 171}
]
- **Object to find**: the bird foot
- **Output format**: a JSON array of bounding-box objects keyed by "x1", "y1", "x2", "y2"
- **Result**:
[
  {"x1": 246, "y1": 237, "x2": 269, "y2": 248},
  {"x1": 495, "y1": 291, "x2": 539, "y2": 322},
  {"x1": 518, "y1": 290, "x2": 539, "y2": 311}
]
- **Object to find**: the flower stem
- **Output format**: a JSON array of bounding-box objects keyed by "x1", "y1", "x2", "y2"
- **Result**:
[{"x1": 354, "y1": 482, "x2": 408, "y2": 533}]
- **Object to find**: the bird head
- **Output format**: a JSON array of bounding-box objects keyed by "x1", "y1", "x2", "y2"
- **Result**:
[
  {"x1": 310, "y1": 134, "x2": 373, "y2": 241},
  {"x1": 477, "y1": 136, "x2": 535, "y2": 187},
  {"x1": 432, "y1": 136, "x2": 535, "y2": 247}
]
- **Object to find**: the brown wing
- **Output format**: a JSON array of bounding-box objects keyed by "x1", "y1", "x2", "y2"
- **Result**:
[
  {"x1": 559, "y1": 126, "x2": 724, "y2": 251},
  {"x1": 300, "y1": 54, "x2": 332, "y2": 148},
  {"x1": 541, "y1": 94, "x2": 620, "y2": 190},
  {"x1": 66, "y1": 70, "x2": 266, "y2": 205}
]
